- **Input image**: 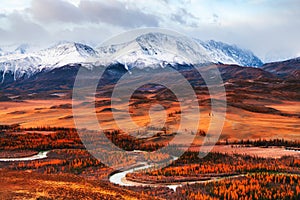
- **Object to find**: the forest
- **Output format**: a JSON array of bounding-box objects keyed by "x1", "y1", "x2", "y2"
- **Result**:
[{"x1": 1, "y1": 125, "x2": 300, "y2": 199}]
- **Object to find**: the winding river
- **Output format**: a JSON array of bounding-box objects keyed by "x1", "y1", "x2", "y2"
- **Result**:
[
  {"x1": 0, "y1": 151, "x2": 49, "y2": 162},
  {"x1": 109, "y1": 147, "x2": 300, "y2": 190},
  {"x1": 109, "y1": 161, "x2": 247, "y2": 191},
  {"x1": 109, "y1": 162, "x2": 181, "y2": 191},
  {"x1": 109, "y1": 153, "x2": 245, "y2": 191},
  {"x1": 2, "y1": 147, "x2": 297, "y2": 191}
]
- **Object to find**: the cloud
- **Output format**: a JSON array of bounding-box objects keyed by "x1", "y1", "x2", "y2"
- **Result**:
[
  {"x1": 79, "y1": 0, "x2": 159, "y2": 28},
  {"x1": 52, "y1": 24, "x2": 123, "y2": 45},
  {"x1": 171, "y1": 8, "x2": 199, "y2": 27},
  {"x1": 0, "y1": 28, "x2": 9, "y2": 41},
  {"x1": 30, "y1": 0, "x2": 159, "y2": 28},
  {"x1": 0, "y1": 12, "x2": 48, "y2": 44},
  {"x1": 31, "y1": 0, "x2": 84, "y2": 23},
  {"x1": 212, "y1": 14, "x2": 219, "y2": 24}
]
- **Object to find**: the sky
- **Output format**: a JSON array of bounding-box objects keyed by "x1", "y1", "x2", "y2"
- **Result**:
[{"x1": 0, "y1": 0, "x2": 299, "y2": 62}]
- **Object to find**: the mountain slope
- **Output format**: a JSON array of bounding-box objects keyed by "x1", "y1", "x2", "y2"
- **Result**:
[
  {"x1": 14, "y1": 44, "x2": 31, "y2": 54},
  {"x1": 199, "y1": 40, "x2": 263, "y2": 67},
  {"x1": 97, "y1": 32, "x2": 212, "y2": 68},
  {"x1": 0, "y1": 33, "x2": 263, "y2": 83},
  {"x1": 262, "y1": 57, "x2": 300, "y2": 79},
  {"x1": 97, "y1": 33, "x2": 263, "y2": 68},
  {"x1": 0, "y1": 42, "x2": 98, "y2": 83}
]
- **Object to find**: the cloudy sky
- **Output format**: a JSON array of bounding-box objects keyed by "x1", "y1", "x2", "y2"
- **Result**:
[{"x1": 0, "y1": 0, "x2": 299, "y2": 62}]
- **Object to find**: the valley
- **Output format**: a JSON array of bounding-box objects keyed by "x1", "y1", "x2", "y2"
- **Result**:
[
  {"x1": 0, "y1": 32, "x2": 299, "y2": 199},
  {"x1": 1, "y1": 126, "x2": 300, "y2": 199}
]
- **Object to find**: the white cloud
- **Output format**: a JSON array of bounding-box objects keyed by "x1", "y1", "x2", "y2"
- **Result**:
[{"x1": 0, "y1": 0, "x2": 31, "y2": 13}]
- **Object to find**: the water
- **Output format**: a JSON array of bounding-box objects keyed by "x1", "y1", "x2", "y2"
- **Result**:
[{"x1": 0, "y1": 151, "x2": 49, "y2": 162}]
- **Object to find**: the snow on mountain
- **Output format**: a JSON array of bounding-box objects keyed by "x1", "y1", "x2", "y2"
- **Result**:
[
  {"x1": 37, "y1": 42, "x2": 98, "y2": 67},
  {"x1": 97, "y1": 33, "x2": 211, "y2": 69},
  {"x1": 14, "y1": 44, "x2": 31, "y2": 54},
  {"x1": 0, "y1": 43, "x2": 46, "y2": 55},
  {"x1": 198, "y1": 40, "x2": 263, "y2": 67},
  {"x1": 97, "y1": 33, "x2": 263, "y2": 68},
  {"x1": 0, "y1": 33, "x2": 263, "y2": 82},
  {"x1": 0, "y1": 42, "x2": 98, "y2": 81}
]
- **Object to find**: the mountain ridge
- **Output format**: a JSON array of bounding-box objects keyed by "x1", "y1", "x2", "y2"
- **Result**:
[
  {"x1": 198, "y1": 40, "x2": 263, "y2": 67},
  {"x1": 262, "y1": 56, "x2": 300, "y2": 79},
  {"x1": 0, "y1": 33, "x2": 264, "y2": 83}
]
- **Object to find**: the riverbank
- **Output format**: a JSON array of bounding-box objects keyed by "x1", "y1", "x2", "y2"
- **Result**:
[
  {"x1": 109, "y1": 145, "x2": 300, "y2": 191},
  {"x1": 0, "y1": 151, "x2": 49, "y2": 162},
  {"x1": 0, "y1": 150, "x2": 38, "y2": 159}
]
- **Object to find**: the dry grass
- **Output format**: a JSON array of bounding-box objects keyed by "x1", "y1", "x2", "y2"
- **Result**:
[
  {"x1": 0, "y1": 98, "x2": 299, "y2": 142},
  {"x1": 211, "y1": 145, "x2": 300, "y2": 159},
  {"x1": 0, "y1": 169, "x2": 158, "y2": 200}
]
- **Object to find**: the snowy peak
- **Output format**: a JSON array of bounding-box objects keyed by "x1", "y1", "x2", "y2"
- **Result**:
[
  {"x1": 37, "y1": 42, "x2": 98, "y2": 67},
  {"x1": 199, "y1": 40, "x2": 263, "y2": 67},
  {"x1": 98, "y1": 32, "x2": 211, "y2": 68},
  {"x1": 44, "y1": 42, "x2": 97, "y2": 58},
  {"x1": 0, "y1": 33, "x2": 264, "y2": 82},
  {"x1": 0, "y1": 42, "x2": 98, "y2": 81},
  {"x1": 74, "y1": 43, "x2": 98, "y2": 57},
  {"x1": 135, "y1": 33, "x2": 209, "y2": 62},
  {"x1": 14, "y1": 44, "x2": 31, "y2": 54},
  {"x1": 97, "y1": 33, "x2": 263, "y2": 68}
]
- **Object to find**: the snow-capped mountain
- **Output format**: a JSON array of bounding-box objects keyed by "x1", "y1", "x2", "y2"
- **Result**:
[
  {"x1": 0, "y1": 33, "x2": 264, "y2": 83},
  {"x1": 198, "y1": 40, "x2": 263, "y2": 67},
  {"x1": 37, "y1": 42, "x2": 98, "y2": 67},
  {"x1": 97, "y1": 33, "x2": 212, "y2": 69},
  {"x1": 97, "y1": 33, "x2": 263, "y2": 69},
  {"x1": 0, "y1": 43, "x2": 45, "y2": 55},
  {"x1": 14, "y1": 44, "x2": 29, "y2": 54},
  {"x1": 97, "y1": 33, "x2": 263, "y2": 68},
  {"x1": 0, "y1": 42, "x2": 98, "y2": 81}
]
